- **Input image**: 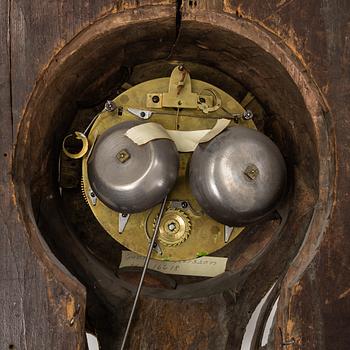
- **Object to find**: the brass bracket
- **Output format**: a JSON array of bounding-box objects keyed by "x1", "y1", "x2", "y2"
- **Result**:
[{"x1": 146, "y1": 65, "x2": 218, "y2": 112}]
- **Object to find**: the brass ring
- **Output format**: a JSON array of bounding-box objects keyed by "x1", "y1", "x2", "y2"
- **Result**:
[{"x1": 62, "y1": 132, "x2": 89, "y2": 159}]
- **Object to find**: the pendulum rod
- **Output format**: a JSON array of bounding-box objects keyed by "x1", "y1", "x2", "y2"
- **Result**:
[{"x1": 120, "y1": 196, "x2": 168, "y2": 350}]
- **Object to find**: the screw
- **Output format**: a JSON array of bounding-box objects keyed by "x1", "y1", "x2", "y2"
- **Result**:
[
  {"x1": 122, "y1": 213, "x2": 128, "y2": 218},
  {"x1": 168, "y1": 223, "x2": 176, "y2": 231},
  {"x1": 282, "y1": 339, "x2": 295, "y2": 346},
  {"x1": 140, "y1": 111, "x2": 146, "y2": 118},
  {"x1": 90, "y1": 192, "x2": 95, "y2": 198},
  {"x1": 199, "y1": 97, "x2": 206, "y2": 103},
  {"x1": 243, "y1": 110, "x2": 254, "y2": 120},
  {"x1": 116, "y1": 149, "x2": 130, "y2": 163},
  {"x1": 152, "y1": 95, "x2": 160, "y2": 103},
  {"x1": 181, "y1": 201, "x2": 188, "y2": 209},
  {"x1": 244, "y1": 164, "x2": 259, "y2": 180},
  {"x1": 105, "y1": 100, "x2": 117, "y2": 112}
]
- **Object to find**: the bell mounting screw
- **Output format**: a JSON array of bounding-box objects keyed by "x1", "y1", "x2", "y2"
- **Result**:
[
  {"x1": 105, "y1": 100, "x2": 117, "y2": 112},
  {"x1": 243, "y1": 110, "x2": 254, "y2": 120},
  {"x1": 116, "y1": 149, "x2": 130, "y2": 163},
  {"x1": 244, "y1": 164, "x2": 259, "y2": 180}
]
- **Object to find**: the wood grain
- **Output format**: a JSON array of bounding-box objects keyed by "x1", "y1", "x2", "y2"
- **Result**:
[
  {"x1": 1, "y1": 1, "x2": 87, "y2": 349},
  {"x1": 1, "y1": 0, "x2": 349, "y2": 349}
]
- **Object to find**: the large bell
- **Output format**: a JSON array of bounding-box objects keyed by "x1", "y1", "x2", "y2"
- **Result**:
[
  {"x1": 88, "y1": 121, "x2": 179, "y2": 213},
  {"x1": 189, "y1": 126, "x2": 287, "y2": 226}
]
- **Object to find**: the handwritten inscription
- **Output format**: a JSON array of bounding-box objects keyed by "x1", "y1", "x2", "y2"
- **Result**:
[{"x1": 119, "y1": 251, "x2": 228, "y2": 277}]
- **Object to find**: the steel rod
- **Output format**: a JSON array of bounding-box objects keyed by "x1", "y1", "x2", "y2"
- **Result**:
[{"x1": 120, "y1": 196, "x2": 168, "y2": 350}]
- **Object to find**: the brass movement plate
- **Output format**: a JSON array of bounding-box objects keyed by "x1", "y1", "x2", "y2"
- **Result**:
[{"x1": 80, "y1": 68, "x2": 256, "y2": 261}]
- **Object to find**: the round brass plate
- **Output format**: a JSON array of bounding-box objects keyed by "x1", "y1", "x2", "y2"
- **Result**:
[{"x1": 81, "y1": 69, "x2": 255, "y2": 260}]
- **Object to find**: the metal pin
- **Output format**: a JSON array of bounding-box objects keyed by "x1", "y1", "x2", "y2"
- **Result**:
[
  {"x1": 282, "y1": 339, "x2": 295, "y2": 346},
  {"x1": 120, "y1": 196, "x2": 168, "y2": 350},
  {"x1": 279, "y1": 327, "x2": 296, "y2": 347}
]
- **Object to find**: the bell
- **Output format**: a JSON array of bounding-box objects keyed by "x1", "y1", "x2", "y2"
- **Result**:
[
  {"x1": 189, "y1": 126, "x2": 287, "y2": 226},
  {"x1": 88, "y1": 121, "x2": 179, "y2": 213}
]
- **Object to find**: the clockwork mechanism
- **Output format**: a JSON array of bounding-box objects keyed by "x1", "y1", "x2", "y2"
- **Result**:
[{"x1": 62, "y1": 65, "x2": 286, "y2": 262}]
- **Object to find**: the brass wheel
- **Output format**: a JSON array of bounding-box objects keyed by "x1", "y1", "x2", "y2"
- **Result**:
[{"x1": 154, "y1": 208, "x2": 191, "y2": 247}]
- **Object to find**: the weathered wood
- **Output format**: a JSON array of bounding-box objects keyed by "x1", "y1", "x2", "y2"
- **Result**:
[
  {"x1": 1, "y1": 1, "x2": 86, "y2": 349},
  {"x1": 7, "y1": 2, "x2": 178, "y2": 349},
  {"x1": 2, "y1": 1, "x2": 176, "y2": 349},
  {"x1": 9, "y1": 0, "x2": 174, "y2": 133},
  {"x1": 201, "y1": 0, "x2": 350, "y2": 348},
  {"x1": 246, "y1": 1, "x2": 350, "y2": 349},
  {"x1": 1, "y1": 0, "x2": 349, "y2": 349}
]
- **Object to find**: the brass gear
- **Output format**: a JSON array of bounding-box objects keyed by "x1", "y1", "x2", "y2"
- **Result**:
[
  {"x1": 81, "y1": 178, "x2": 89, "y2": 205},
  {"x1": 153, "y1": 208, "x2": 191, "y2": 247}
]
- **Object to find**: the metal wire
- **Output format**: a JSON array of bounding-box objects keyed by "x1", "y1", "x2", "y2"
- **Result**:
[{"x1": 120, "y1": 196, "x2": 168, "y2": 350}]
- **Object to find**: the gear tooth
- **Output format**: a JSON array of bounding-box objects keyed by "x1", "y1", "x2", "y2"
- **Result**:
[{"x1": 81, "y1": 177, "x2": 89, "y2": 204}]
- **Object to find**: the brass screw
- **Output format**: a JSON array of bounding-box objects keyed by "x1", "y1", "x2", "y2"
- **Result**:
[
  {"x1": 244, "y1": 164, "x2": 259, "y2": 180},
  {"x1": 116, "y1": 149, "x2": 130, "y2": 163}
]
